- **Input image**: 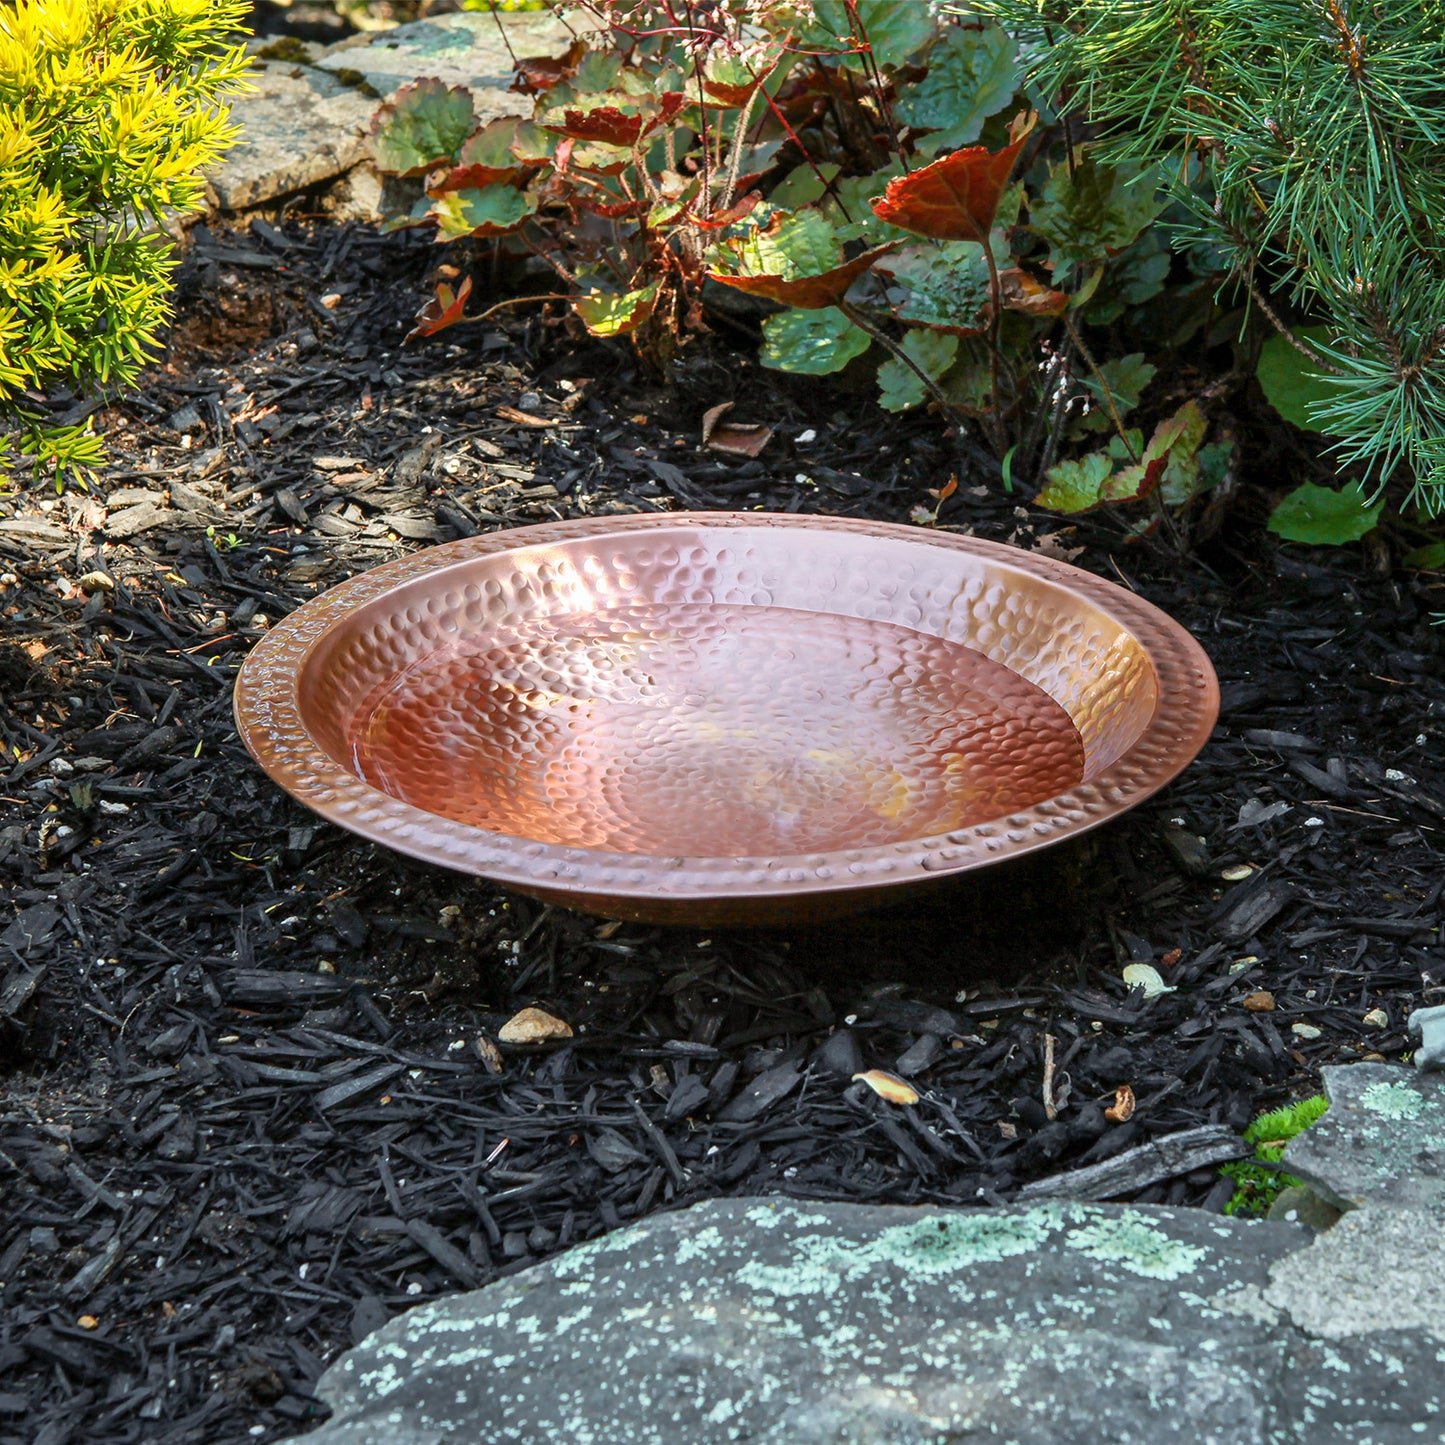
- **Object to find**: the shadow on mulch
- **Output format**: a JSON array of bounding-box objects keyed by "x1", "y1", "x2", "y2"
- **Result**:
[{"x1": 1, "y1": 217, "x2": 1443, "y2": 1444}]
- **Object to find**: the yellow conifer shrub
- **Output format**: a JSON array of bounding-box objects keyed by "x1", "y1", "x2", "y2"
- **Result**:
[{"x1": 0, "y1": 0, "x2": 251, "y2": 480}]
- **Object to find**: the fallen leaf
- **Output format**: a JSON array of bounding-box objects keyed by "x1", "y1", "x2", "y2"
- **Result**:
[
  {"x1": 1031, "y1": 531, "x2": 1086, "y2": 562},
  {"x1": 498, "y1": 1006, "x2": 573, "y2": 1044},
  {"x1": 709, "y1": 421, "x2": 774, "y2": 458},
  {"x1": 700, "y1": 401, "x2": 774, "y2": 457},
  {"x1": 852, "y1": 1069, "x2": 920, "y2": 1105},
  {"x1": 474, "y1": 1034, "x2": 503, "y2": 1073},
  {"x1": 1243, "y1": 990, "x2": 1276, "y2": 1012},
  {"x1": 1105, "y1": 1084, "x2": 1136, "y2": 1123},
  {"x1": 1121, "y1": 962, "x2": 1176, "y2": 999},
  {"x1": 701, "y1": 401, "x2": 734, "y2": 445},
  {"x1": 77, "y1": 571, "x2": 114, "y2": 593}
]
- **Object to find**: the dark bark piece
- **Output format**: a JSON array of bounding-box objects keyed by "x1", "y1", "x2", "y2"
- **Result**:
[{"x1": 1016, "y1": 1125, "x2": 1251, "y2": 1201}]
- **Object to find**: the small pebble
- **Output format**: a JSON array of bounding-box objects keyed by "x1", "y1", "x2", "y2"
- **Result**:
[
  {"x1": 1243, "y1": 990, "x2": 1276, "y2": 1012},
  {"x1": 1362, "y1": 1007, "x2": 1389, "y2": 1028},
  {"x1": 1292, "y1": 1023, "x2": 1323, "y2": 1040},
  {"x1": 498, "y1": 1007, "x2": 573, "y2": 1044},
  {"x1": 1221, "y1": 864, "x2": 1254, "y2": 881}
]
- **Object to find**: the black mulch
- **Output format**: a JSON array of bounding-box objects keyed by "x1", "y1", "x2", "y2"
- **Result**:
[{"x1": 2, "y1": 218, "x2": 1443, "y2": 1445}]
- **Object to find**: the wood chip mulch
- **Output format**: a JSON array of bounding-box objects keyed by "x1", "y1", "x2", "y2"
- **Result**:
[{"x1": 1, "y1": 218, "x2": 1443, "y2": 1444}]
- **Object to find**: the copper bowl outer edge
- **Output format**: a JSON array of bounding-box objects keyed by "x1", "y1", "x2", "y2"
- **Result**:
[{"x1": 232, "y1": 512, "x2": 1220, "y2": 925}]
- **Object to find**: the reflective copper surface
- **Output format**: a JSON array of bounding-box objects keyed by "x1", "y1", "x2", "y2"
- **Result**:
[{"x1": 233, "y1": 513, "x2": 1218, "y2": 925}]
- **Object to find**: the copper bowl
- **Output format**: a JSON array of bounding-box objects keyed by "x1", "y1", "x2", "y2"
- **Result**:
[{"x1": 233, "y1": 513, "x2": 1217, "y2": 925}]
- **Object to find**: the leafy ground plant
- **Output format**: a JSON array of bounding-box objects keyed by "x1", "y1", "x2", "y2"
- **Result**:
[
  {"x1": 370, "y1": 0, "x2": 1240, "y2": 532},
  {"x1": 969, "y1": 0, "x2": 1445, "y2": 542},
  {"x1": 1220, "y1": 1094, "x2": 1329, "y2": 1217},
  {"x1": 0, "y1": 0, "x2": 251, "y2": 483}
]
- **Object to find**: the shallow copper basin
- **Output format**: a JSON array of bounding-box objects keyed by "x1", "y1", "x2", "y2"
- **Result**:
[{"x1": 233, "y1": 513, "x2": 1218, "y2": 925}]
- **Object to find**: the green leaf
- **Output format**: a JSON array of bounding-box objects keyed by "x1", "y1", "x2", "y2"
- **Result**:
[
  {"x1": 1032, "y1": 157, "x2": 1165, "y2": 273},
  {"x1": 1156, "y1": 401, "x2": 1208, "y2": 503},
  {"x1": 1402, "y1": 541, "x2": 1445, "y2": 570},
  {"x1": 1079, "y1": 352, "x2": 1156, "y2": 431},
  {"x1": 807, "y1": 0, "x2": 939, "y2": 68},
  {"x1": 1256, "y1": 327, "x2": 1337, "y2": 432},
  {"x1": 878, "y1": 330, "x2": 959, "y2": 412},
  {"x1": 1267, "y1": 482, "x2": 1384, "y2": 544},
  {"x1": 731, "y1": 209, "x2": 842, "y2": 280},
  {"x1": 372, "y1": 79, "x2": 476, "y2": 177},
  {"x1": 768, "y1": 162, "x2": 841, "y2": 211},
  {"x1": 572, "y1": 50, "x2": 623, "y2": 94},
  {"x1": 1034, "y1": 452, "x2": 1115, "y2": 513},
  {"x1": 573, "y1": 283, "x2": 660, "y2": 337},
  {"x1": 760, "y1": 306, "x2": 871, "y2": 375},
  {"x1": 897, "y1": 25, "x2": 1018, "y2": 155},
  {"x1": 1083, "y1": 231, "x2": 1172, "y2": 325},
  {"x1": 881, "y1": 241, "x2": 992, "y2": 332},
  {"x1": 428, "y1": 185, "x2": 535, "y2": 241}
]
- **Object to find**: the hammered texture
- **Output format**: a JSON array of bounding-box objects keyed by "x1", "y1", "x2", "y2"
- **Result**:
[
  {"x1": 234, "y1": 514, "x2": 1219, "y2": 924},
  {"x1": 345, "y1": 602, "x2": 1085, "y2": 857}
]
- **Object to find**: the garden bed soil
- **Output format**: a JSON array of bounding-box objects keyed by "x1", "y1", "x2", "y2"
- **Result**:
[{"x1": 1, "y1": 218, "x2": 1443, "y2": 1445}]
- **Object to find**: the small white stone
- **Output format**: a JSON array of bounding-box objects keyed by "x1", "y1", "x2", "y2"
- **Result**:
[
  {"x1": 1363, "y1": 1008, "x2": 1389, "y2": 1029},
  {"x1": 1292, "y1": 1023, "x2": 1323, "y2": 1040}
]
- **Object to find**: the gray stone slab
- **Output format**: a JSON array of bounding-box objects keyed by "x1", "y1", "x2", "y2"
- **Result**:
[
  {"x1": 313, "y1": 10, "x2": 583, "y2": 106},
  {"x1": 299, "y1": 1194, "x2": 1438, "y2": 1445},
  {"x1": 1264, "y1": 1206, "x2": 1445, "y2": 1342},
  {"x1": 1282, "y1": 1063, "x2": 1445, "y2": 1213},
  {"x1": 207, "y1": 60, "x2": 378, "y2": 211}
]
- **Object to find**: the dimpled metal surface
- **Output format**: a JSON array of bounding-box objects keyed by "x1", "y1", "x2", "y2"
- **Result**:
[{"x1": 233, "y1": 513, "x2": 1218, "y2": 925}]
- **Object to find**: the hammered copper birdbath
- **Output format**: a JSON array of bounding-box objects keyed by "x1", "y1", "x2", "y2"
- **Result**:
[{"x1": 233, "y1": 513, "x2": 1218, "y2": 925}]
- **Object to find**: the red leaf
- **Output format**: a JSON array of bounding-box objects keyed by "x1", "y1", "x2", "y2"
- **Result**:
[
  {"x1": 870, "y1": 111, "x2": 1037, "y2": 241},
  {"x1": 686, "y1": 191, "x2": 762, "y2": 231},
  {"x1": 512, "y1": 38, "x2": 586, "y2": 95},
  {"x1": 707, "y1": 241, "x2": 897, "y2": 309},
  {"x1": 579, "y1": 198, "x2": 649, "y2": 218},
  {"x1": 550, "y1": 105, "x2": 647, "y2": 147},
  {"x1": 429, "y1": 163, "x2": 526, "y2": 194},
  {"x1": 702, "y1": 78, "x2": 757, "y2": 107},
  {"x1": 547, "y1": 93, "x2": 686, "y2": 148},
  {"x1": 404, "y1": 275, "x2": 472, "y2": 344}
]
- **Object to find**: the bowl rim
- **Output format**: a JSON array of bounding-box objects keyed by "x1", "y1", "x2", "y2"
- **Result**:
[{"x1": 233, "y1": 511, "x2": 1219, "y2": 909}]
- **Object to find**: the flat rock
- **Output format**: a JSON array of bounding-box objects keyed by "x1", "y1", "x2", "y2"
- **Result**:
[
  {"x1": 313, "y1": 10, "x2": 583, "y2": 105},
  {"x1": 1282, "y1": 1063, "x2": 1445, "y2": 1212},
  {"x1": 207, "y1": 60, "x2": 379, "y2": 211},
  {"x1": 1263, "y1": 1206, "x2": 1445, "y2": 1342},
  {"x1": 296, "y1": 1194, "x2": 1444, "y2": 1445}
]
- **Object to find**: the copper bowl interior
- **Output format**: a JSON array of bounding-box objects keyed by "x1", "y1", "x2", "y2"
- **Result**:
[{"x1": 234, "y1": 515, "x2": 1216, "y2": 923}]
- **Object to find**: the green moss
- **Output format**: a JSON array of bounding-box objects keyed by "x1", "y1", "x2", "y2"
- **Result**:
[
  {"x1": 1221, "y1": 1094, "x2": 1329, "y2": 1217},
  {"x1": 254, "y1": 36, "x2": 312, "y2": 63}
]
